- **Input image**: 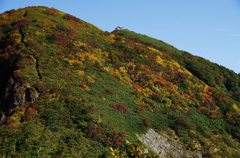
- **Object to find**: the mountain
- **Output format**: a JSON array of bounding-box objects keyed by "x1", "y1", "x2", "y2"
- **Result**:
[{"x1": 0, "y1": 6, "x2": 240, "y2": 157}]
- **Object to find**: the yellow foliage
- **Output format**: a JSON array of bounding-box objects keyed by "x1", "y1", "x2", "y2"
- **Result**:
[
  {"x1": 87, "y1": 75, "x2": 96, "y2": 83},
  {"x1": 10, "y1": 30, "x2": 21, "y2": 43},
  {"x1": 166, "y1": 104, "x2": 171, "y2": 107},
  {"x1": 181, "y1": 101, "x2": 188, "y2": 107},
  {"x1": 73, "y1": 70, "x2": 84, "y2": 76},
  {"x1": 35, "y1": 31, "x2": 42, "y2": 36},
  {"x1": 203, "y1": 84, "x2": 208, "y2": 92},
  {"x1": 104, "y1": 66, "x2": 110, "y2": 72},
  {"x1": 232, "y1": 103, "x2": 240, "y2": 113},
  {"x1": 58, "y1": 11, "x2": 65, "y2": 16},
  {"x1": 109, "y1": 34, "x2": 115, "y2": 38},
  {"x1": 42, "y1": 42, "x2": 49, "y2": 47},
  {"x1": 9, "y1": 112, "x2": 21, "y2": 122},
  {"x1": 119, "y1": 67, "x2": 127, "y2": 74},
  {"x1": 155, "y1": 56, "x2": 165, "y2": 65},
  {"x1": 86, "y1": 53, "x2": 98, "y2": 63},
  {"x1": 68, "y1": 59, "x2": 83, "y2": 66},
  {"x1": 148, "y1": 47, "x2": 162, "y2": 55},
  {"x1": 74, "y1": 41, "x2": 85, "y2": 48}
]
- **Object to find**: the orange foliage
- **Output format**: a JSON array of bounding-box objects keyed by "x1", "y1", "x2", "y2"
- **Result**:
[
  {"x1": 197, "y1": 106, "x2": 209, "y2": 113},
  {"x1": 119, "y1": 82, "x2": 125, "y2": 87},
  {"x1": 31, "y1": 103, "x2": 38, "y2": 108},
  {"x1": 208, "y1": 110, "x2": 220, "y2": 119}
]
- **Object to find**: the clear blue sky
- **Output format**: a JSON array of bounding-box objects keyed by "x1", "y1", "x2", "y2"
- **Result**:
[{"x1": 1, "y1": 0, "x2": 240, "y2": 73}]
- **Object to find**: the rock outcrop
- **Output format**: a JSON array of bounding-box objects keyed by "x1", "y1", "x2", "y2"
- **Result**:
[
  {"x1": 137, "y1": 128, "x2": 202, "y2": 158},
  {"x1": 1, "y1": 54, "x2": 39, "y2": 115}
]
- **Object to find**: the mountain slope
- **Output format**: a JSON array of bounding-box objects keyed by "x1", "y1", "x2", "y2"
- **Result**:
[{"x1": 0, "y1": 6, "x2": 239, "y2": 157}]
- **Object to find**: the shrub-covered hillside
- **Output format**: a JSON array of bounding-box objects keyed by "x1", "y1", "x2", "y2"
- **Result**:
[{"x1": 0, "y1": 6, "x2": 239, "y2": 157}]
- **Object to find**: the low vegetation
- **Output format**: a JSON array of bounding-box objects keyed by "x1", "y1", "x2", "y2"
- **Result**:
[{"x1": 0, "y1": 6, "x2": 239, "y2": 157}]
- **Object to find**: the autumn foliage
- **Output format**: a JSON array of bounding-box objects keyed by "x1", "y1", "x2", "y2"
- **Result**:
[{"x1": 0, "y1": 6, "x2": 239, "y2": 157}]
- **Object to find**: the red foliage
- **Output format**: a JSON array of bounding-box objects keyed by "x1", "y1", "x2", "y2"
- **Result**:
[
  {"x1": 114, "y1": 137, "x2": 122, "y2": 146},
  {"x1": 63, "y1": 13, "x2": 82, "y2": 23},
  {"x1": 28, "y1": 72, "x2": 35, "y2": 75},
  {"x1": 128, "y1": 65, "x2": 134, "y2": 71},
  {"x1": 28, "y1": 107, "x2": 37, "y2": 115},
  {"x1": 55, "y1": 32, "x2": 69, "y2": 47},
  {"x1": 120, "y1": 130, "x2": 127, "y2": 137},
  {"x1": 177, "y1": 72, "x2": 188, "y2": 80},
  {"x1": 135, "y1": 46, "x2": 140, "y2": 49},
  {"x1": 106, "y1": 88, "x2": 114, "y2": 95},
  {"x1": 49, "y1": 19, "x2": 57, "y2": 23},
  {"x1": 6, "y1": 122, "x2": 14, "y2": 129},
  {"x1": 109, "y1": 103, "x2": 130, "y2": 114},
  {"x1": 88, "y1": 106, "x2": 94, "y2": 113},
  {"x1": 202, "y1": 96, "x2": 216, "y2": 110},
  {"x1": 123, "y1": 54, "x2": 133, "y2": 62},
  {"x1": 177, "y1": 116, "x2": 187, "y2": 125},
  {"x1": 84, "y1": 23, "x2": 91, "y2": 27},
  {"x1": 0, "y1": 53, "x2": 9, "y2": 59},
  {"x1": 71, "y1": 115, "x2": 75, "y2": 119},
  {"x1": 137, "y1": 106, "x2": 145, "y2": 112},
  {"x1": 66, "y1": 84, "x2": 72, "y2": 89},
  {"x1": 111, "y1": 130, "x2": 119, "y2": 138},
  {"x1": 145, "y1": 41, "x2": 153, "y2": 46},
  {"x1": 176, "y1": 116, "x2": 190, "y2": 129},
  {"x1": 19, "y1": 105, "x2": 25, "y2": 112},
  {"x1": 109, "y1": 103, "x2": 118, "y2": 109},
  {"x1": 144, "y1": 118, "x2": 150, "y2": 127},
  {"x1": 1, "y1": 23, "x2": 10, "y2": 27},
  {"x1": 43, "y1": 72, "x2": 51, "y2": 77},
  {"x1": 226, "y1": 113, "x2": 240, "y2": 127},
  {"x1": 59, "y1": 26, "x2": 77, "y2": 37},
  {"x1": 174, "y1": 106, "x2": 181, "y2": 110},
  {"x1": 154, "y1": 80, "x2": 165, "y2": 88},
  {"x1": 43, "y1": 10, "x2": 58, "y2": 17},
  {"x1": 80, "y1": 83, "x2": 85, "y2": 89},
  {"x1": 15, "y1": 19, "x2": 32, "y2": 27},
  {"x1": 31, "y1": 103, "x2": 38, "y2": 108},
  {"x1": 151, "y1": 91, "x2": 164, "y2": 101},
  {"x1": 50, "y1": 87, "x2": 59, "y2": 93},
  {"x1": 89, "y1": 98, "x2": 93, "y2": 102},
  {"x1": 147, "y1": 52, "x2": 157, "y2": 60},
  {"x1": 172, "y1": 64, "x2": 179, "y2": 71},
  {"x1": 216, "y1": 96, "x2": 224, "y2": 100},
  {"x1": 85, "y1": 123, "x2": 105, "y2": 141},
  {"x1": 23, "y1": 114, "x2": 33, "y2": 121}
]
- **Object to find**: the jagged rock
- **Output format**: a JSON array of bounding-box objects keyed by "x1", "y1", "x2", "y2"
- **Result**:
[
  {"x1": 2, "y1": 54, "x2": 40, "y2": 114},
  {"x1": 137, "y1": 128, "x2": 202, "y2": 158},
  {"x1": 0, "y1": 112, "x2": 5, "y2": 121}
]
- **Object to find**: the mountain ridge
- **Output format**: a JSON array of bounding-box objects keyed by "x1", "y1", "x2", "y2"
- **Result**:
[{"x1": 0, "y1": 6, "x2": 239, "y2": 157}]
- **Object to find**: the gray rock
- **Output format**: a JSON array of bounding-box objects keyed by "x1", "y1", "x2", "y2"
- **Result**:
[{"x1": 137, "y1": 128, "x2": 202, "y2": 158}]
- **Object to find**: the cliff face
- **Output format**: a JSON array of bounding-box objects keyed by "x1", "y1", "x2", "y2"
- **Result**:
[{"x1": 0, "y1": 6, "x2": 239, "y2": 157}]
